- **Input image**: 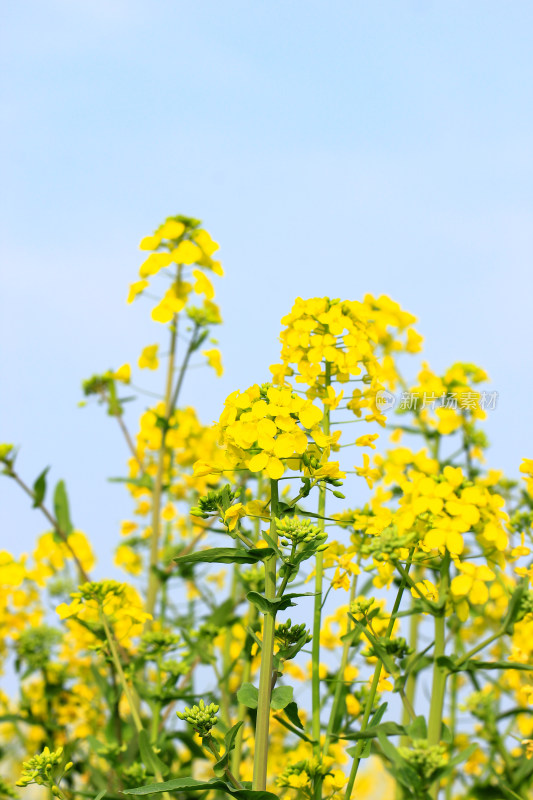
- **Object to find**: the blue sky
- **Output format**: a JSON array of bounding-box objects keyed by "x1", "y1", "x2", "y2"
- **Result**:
[{"x1": 1, "y1": 1, "x2": 532, "y2": 574}]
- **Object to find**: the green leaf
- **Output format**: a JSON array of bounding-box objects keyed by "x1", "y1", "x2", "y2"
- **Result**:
[
  {"x1": 504, "y1": 577, "x2": 528, "y2": 632},
  {"x1": 138, "y1": 729, "x2": 169, "y2": 777},
  {"x1": 436, "y1": 655, "x2": 457, "y2": 671},
  {"x1": 260, "y1": 531, "x2": 284, "y2": 558},
  {"x1": 108, "y1": 475, "x2": 154, "y2": 491},
  {"x1": 224, "y1": 721, "x2": 244, "y2": 753},
  {"x1": 273, "y1": 711, "x2": 316, "y2": 744},
  {"x1": 246, "y1": 591, "x2": 314, "y2": 615},
  {"x1": 440, "y1": 655, "x2": 533, "y2": 674},
  {"x1": 32, "y1": 467, "x2": 49, "y2": 508},
  {"x1": 283, "y1": 701, "x2": 304, "y2": 730},
  {"x1": 270, "y1": 685, "x2": 293, "y2": 711},
  {"x1": 245, "y1": 592, "x2": 279, "y2": 614},
  {"x1": 93, "y1": 790, "x2": 107, "y2": 800},
  {"x1": 174, "y1": 548, "x2": 275, "y2": 566},
  {"x1": 213, "y1": 722, "x2": 244, "y2": 778},
  {"x1": 342, "y1": 721, "x2": 406, "y2": 741},
  {"x1": 377, "y1": 732, "x2": 421, "y2": 789},
  {"x1": 123, "y1": 777, "x2": 278, "y2": 800},
  {"x1": 191, "y1": 329, "x2": 209, "y2": 353},
  {"x1": 407, "y1": 715, "x2": 427, "y2": 740},
  {"x1": 358, "y1": 703, "x2": 389, "y2": 759},
  {"x1": 209, "y1": 598, "x2": 237, "y2": 628},
  {"x1": 236, "y1": 683, "x2": 258, "y2": 709},
  {"x1": 53, "y1": 480, "x2": 73, "y2": 536}
]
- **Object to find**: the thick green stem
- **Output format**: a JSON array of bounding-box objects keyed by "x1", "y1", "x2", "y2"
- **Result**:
[
  {"x1": 252, "y1": 480, "x2": 279, "y2": 791},
  {"x1": 231, "y1": 604, "x2": 258, "y2": 779}
]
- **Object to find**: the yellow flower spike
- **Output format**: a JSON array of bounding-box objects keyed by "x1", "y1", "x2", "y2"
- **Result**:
[
  {"x1": 138, "y1": 344, "x2": 159, "y2": 370},
  {"x1": 127, "y1": 279, "x2": 149, "y2": 304}
]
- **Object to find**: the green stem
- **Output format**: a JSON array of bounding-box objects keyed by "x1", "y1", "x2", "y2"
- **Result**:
[
  {"x1": 231, "y1": 603, "x2": 258, "y2": 779},
  {"x1": 444, "y1": 629, "x2": 460, "y2": 800},
  {"x1": 427, "y1": 555, "x2": 450, "y2": 800},
  {"x1": 205, "y1": 737, "x2": 243, "y2": 790},
  {"x1": 455, "y1": 628, "x2": 503, "y2": 667},
  {"x1": 146, "y1": 275, "x2": 180, "y2": 620},
  {"x1": 323, "y1": 567, "x2": 359, "y2": 757},
  {"x1": 100, "y1": 610, "x2": 143, "y2": 733},
  {"x1": 9, "y1": 470, "x2": 91, "y2": 583},
  {"x1": 400, "y1": 566, "x2": 421, "y2": 750},
  {"x1": 344, "y1": 560, "x2": 412, "y2": 800},
  {"x1": 312, "y1": 364, "x2": 331, "y2": 767},
  {"x1": 252, "y1": 479, "x2": 279, "y2": 791}
]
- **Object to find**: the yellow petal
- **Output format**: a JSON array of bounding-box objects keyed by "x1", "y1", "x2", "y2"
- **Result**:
[
  {"x1": 266, "y1": 457, "x2": 284, "y2": 480},
  {"x1": 248, "y1": 452, "x2": 269, "y2": 472},
  {"x1": 299, "y1": 403, "x2": 323, "y2": 429}
]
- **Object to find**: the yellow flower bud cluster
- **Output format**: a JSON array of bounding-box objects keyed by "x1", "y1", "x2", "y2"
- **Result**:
[
  {"x1": 176, "y1": 699, "x2": 219, "y2": 737},
  {"x1": 16, "y1": 746, "x2": 71, "y2": 789}
]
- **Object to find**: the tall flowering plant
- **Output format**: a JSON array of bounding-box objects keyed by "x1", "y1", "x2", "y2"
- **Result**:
[{"x1": 1, "y1": 217, "x2": 532, "y2": 800}]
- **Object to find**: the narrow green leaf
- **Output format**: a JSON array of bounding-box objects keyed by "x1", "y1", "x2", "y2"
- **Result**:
[
  {"x1": 341, "y1": 721, "x2": 405, "y2": 741},
  {"x1": 224, "y1": 721, "x2": 244, "y2": 753},
  {"x1": 174, "y1": 548, "x2": 275, "y2": 566},
  {"x1": 32, "y1": 467, "x2": 49, "y2": 508},
  {"x1": 504, "y1": 577, "x2": 528, "y2": 632},
  {"x1": 108, "y1": 475, "x2": 154, "y2": 491},
  {"x1": 123, "y1": 777, "x2": 278, "y2": 800},
  {"x1": 283, "y1": 701, "x2": 304, "y2": 730},
  {"x1": 53, "y1": 480, "x2": 73, "y2": 536},
  {"x1": 138, "y1": 729, "x2": 169, "y2": 777}
]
